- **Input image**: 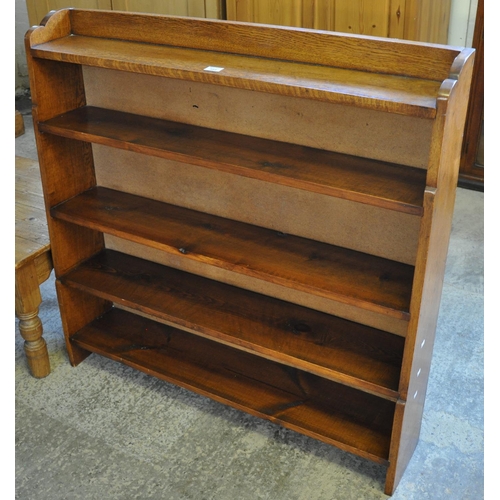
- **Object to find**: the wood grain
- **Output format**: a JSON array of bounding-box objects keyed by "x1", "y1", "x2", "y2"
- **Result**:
[
  {"x1": 51, "y1": 187, "x2": 415, "y2": 320},
  {"x1": 66, "y1": 8, "x2": 460, "y2": 81},
  {"x1": 31, "y1": 35, "x2": 442, "y2": 118},
  {"x1": 15, "y1": 156, "x2": 52, "y2": 378},
  {"x1": 25, "y1": 9, "x2": 475, "y2": 495},
  {"x1": 61, "y1": 249, "x2": 404, "y2": 399},
  {"x1": 40, "y1": 106, "x2": 427, "y2": 214},
  {"x1": 71, "y1": 307, "x2": 396, "y2": 463}
]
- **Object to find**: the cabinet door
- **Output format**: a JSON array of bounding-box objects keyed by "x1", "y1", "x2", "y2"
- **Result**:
[
  {"x1": 111, "y1": 0, "x2": 223, "y2": 18},
  {"x1": 26, "y1": 1, "x2": 112, "y2": 26}
]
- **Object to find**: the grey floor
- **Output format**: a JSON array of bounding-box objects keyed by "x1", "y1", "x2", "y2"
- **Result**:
[{"x1": 15, "y1": 101, "x2": 484, "y2": 500}]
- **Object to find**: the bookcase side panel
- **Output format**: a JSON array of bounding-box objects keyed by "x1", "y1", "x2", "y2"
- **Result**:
[
  {"x1": 27, "y1": 24, "x2": 110, "y2": 360},
  {"x1": 385, "y1": 52, "x2": 475, "y2": 496}
]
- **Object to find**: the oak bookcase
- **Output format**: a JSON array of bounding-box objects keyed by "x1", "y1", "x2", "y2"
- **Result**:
[{"x1": 25, "y1": 9, "x2": 474, "y2": 495}]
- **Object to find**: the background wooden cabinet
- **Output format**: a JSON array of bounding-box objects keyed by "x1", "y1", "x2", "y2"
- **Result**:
[
  {"x1": 26, "y1": 0, "x2": 111, "y2": 26},
  {"x1": 458, "y1": 0, "x2": 483, "y2": 190},
  {"x1": 111, "y1": 0, "x2": 224, "y2": 18},
  {"x1": 26, "y1": 0, "x2": 224, "y2": 26},
  {"x1": 226, "y1": 0, "x2": 451, "y2": 43}
]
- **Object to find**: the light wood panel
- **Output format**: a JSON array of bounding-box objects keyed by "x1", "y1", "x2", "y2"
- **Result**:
[
  {"x1": 335, "y1": 0, "x2": 391, "y2": 37},
  {"x1": 26, "y1": 0, "x2": 112, "y2": 26},
  {"x1": 111, "y1": 0, "x2": 224, "y2": 18},
  {"x1": 226, "y1": 0, "x2": 450, "y2": 43},
  {"x1": 26, "y1": 0, "x2": 223, "y2": 28}
]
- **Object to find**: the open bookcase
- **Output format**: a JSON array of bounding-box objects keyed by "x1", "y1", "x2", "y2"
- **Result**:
[{"x1": 25, "y1": 9, "x2": 474, "y2": 495}]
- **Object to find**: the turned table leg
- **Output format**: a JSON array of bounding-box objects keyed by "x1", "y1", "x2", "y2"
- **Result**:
[{"x1": 15, "y1": 259, "x2": 51, "y2": 378}]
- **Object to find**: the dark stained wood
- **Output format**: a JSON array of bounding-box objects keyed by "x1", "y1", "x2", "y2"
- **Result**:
[
  {"x1": 51, "y1": 187, "x2": 415, "y2": 320},
  {"x1": 40, "y1": 106, "x2": 427, "y2": 214},
  {"x1": 71, "y1": 307, "x2": 396, "y2": 463},
  {"x1": 61, "y1": 249, "x2": 405, "y2": 400},
  {"x1": 31, "y1": 35, "x2": 442, "y2": 118},
  {"x1": 459, "y1": 0, "x2": 484, "y2": 188}
]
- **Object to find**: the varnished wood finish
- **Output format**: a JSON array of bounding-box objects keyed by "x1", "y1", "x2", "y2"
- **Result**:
[
  {"x1": 25, "y1": 10, "x2": 108, "y2": 364},
  {"x1": 15, "y1": 110, "x2": 25, "y2": 137},
  {"x1": 61, "y1": 249, "x2": 404, "y2": 399},
  {"x1": 15, "y1": 156, "x2": 52, "y2": 378},
  {"x1": 72, "y1": 307, "x2": 396, "y2": 463},
  {"x1": 385, "y1": 39, "x2": 476, "y2": 496},
  {"x1": 26, "y1": 9, "x2": 475, "y2": 495},
  {"x1": 65, "y1": 9, "x2": 459, "y2": 81},
  {"x1": 31, "y1": 35, "x2": 443, "y2": 118},
  {"x1": 40, "y1": 106, "x2": 426, "y2": 214},
  {"x1": 51, "y1": 187, "x2": 415, "y2": 320}
]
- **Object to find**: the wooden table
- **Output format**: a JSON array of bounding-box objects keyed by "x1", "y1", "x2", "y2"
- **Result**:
[{"x1": 15, "y1": 156, "x2": 52, "y2": 378}]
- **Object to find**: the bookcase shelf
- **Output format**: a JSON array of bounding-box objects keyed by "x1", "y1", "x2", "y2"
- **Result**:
[
  {"x1": 61, "y1": 249, "x2": 405, "y2": 400},
  {"x1": 51, "y1": 187, "x2": 415, "y2": 319},
  {"x1": 72, "y1": 307, "x2": 396, "y2": 464},
  {"x1": 26, "y1": 8, "x2": 474, "y2": 495}
]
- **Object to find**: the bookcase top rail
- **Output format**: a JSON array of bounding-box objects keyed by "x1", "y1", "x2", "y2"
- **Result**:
[{"x1": 27, "y1": 8, "x2": 474, "y2": 119}]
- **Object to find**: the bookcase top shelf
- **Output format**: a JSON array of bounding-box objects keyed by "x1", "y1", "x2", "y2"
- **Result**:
[{"x1": 27, "y1": 8, "x2": 474, "y2": 119}]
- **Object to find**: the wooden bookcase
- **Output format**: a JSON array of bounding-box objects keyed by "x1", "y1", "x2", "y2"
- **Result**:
[{"x1": 25, "y1": 9, "x2": 474, "y2": 495}]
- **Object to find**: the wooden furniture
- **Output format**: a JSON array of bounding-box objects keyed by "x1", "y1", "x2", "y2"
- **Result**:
[
  {"x1": 15, "y1": 156, "x2": 52, "y2": 378},
  {"x1": 459, "y1": 0, "x2": 484, "y2": 190},
  {"x1": 226, "y1": 0, "x2": 451, "y2": 43},
  {"x1": 26, "y1": 0, "x2": 224, "y2": 26},
  {"x1": 15, "y1": 111, "x2": 25, "y2": 137},
  {"x1": 25, "y1": 9, "x2": 474, "y2": 494}
]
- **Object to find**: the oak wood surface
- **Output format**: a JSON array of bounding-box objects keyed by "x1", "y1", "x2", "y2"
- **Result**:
[
  {"x1": 61, "y1": 249, "x2": 404, "y2": 399},
  {"x1": 40, "y1": 106, "x2": 426, "y2": 214},
  {"x1": 15, "y1": 157, "x2": 50, "y2": 267},
  {"x1": 72, "y1": 307, "x2": 396, "y2": 463},
  {"x1": 65, "y1": 9, "x2": 459, "y2": 81},
  {"x1": 51, "y1": 187, "x2": 415, "y2": 320},
  {"x1": 31, "y1": 35, "x2": 442, "y2": 118},
  {"x1": 15, "y1": 110, "x2": 25, "y2": 137},
  {"x1": 385, "y1": 43, "x2": 475, "y2": 495},
  {"x1": 15, "y1": 156, "x2": 52, "y2": 378},
  {"x1": 25, "y1": 17, "x2": 109, "y2": 364},
  {"x1": 25, "y1": 9, "x2": 475, "y2": 495}
]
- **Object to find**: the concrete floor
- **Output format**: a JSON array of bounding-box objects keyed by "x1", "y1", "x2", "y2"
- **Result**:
[{"x1": 15, "y1": 101, "x2": 484, "y2": 500}]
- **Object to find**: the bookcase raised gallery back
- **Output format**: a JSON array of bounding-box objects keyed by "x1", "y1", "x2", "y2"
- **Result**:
[{"x1": 25, "y1": 9, "x2": 474, "y2": 495}]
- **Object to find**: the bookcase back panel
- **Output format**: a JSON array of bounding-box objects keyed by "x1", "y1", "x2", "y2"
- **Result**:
[
  {"x1": 93, "y1": 145, "x2": 420, "y2": 265},
  {"x1": 83, "y1": 66, "x2": 433, "y2": 169}
]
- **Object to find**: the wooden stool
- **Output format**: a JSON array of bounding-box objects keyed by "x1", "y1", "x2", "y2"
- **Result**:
[{"x1": 15, "y1": 156, "x2": 52, "y2": 378}]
